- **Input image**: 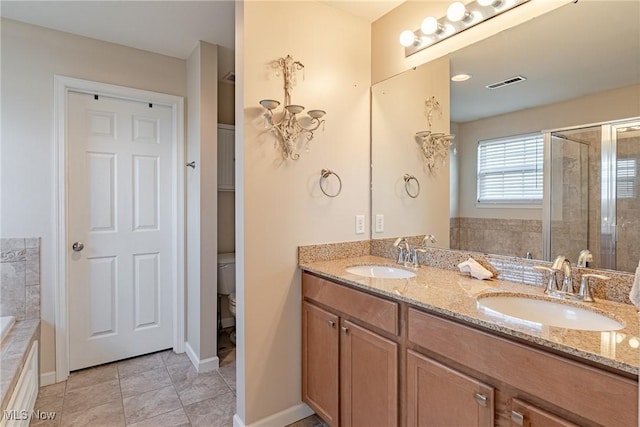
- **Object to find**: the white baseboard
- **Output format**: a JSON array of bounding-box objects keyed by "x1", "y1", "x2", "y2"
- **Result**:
[
  {"x1": 40, "y1": 371, "x2": 57, "y2": 387},
  {"x1": 233, "y1": 403, "x2": 314, "y2": 427},
  {"x1": 221, "y1": 317, "x2": 235, "y2": 329},
  {"x1": 185, "y1": 342, "x2": 219, "y2": 373}
]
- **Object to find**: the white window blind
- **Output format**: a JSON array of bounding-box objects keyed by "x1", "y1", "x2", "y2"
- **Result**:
[
  {"x1": 617, "y1": 158, "x2": 636, "y2": 199},
  {"x1": 477, "y1": 133, "x2": 543, "y2": 204}
]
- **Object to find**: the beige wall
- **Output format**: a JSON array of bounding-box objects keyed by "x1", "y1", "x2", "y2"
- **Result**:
[
  {"x1": 456, "y1": 84, "x2": 640, "y2": 220},
  {"x1": 1, "y1": 18, "x2": 187, "y2": 379},
  {"x1": 371, "y1": 57, "x2": 450, "y2": 244},
  {"x1": 371, "y1": 1, "x2": 564, "y2": 83},
  {"x1": 186, "y1": 41, "x2": 219, "y2": 365},
  {"x1": 238, "y1": 1, "x2": 371, "y2": 424}
]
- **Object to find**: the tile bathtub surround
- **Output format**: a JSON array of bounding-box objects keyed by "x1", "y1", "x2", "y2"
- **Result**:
[
  {"x1": 305, "y1": 237, "x2": 636, "y2": 305},
  {"x1": 1, "y1": 319, "x2": 40, "y2": 415},
  {"x1": 0, "y1": 238, "x2": 40, "y2": 321}
]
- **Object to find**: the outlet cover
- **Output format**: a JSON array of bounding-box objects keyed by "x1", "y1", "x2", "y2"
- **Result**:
[
  {"x1": 355, "y1": 215, "x2": 365, "y2": 234},
  {"x1": 375, "y1": 214, "x2": 384, "y2": 233}
]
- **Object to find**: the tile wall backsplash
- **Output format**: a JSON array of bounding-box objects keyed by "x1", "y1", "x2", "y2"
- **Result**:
[
  {"x1": 450, "y1": 217, "x2": 543, "y2": 260},
  {"x1": 0, "y1": 238, "x2": 40, "y2": 320}
]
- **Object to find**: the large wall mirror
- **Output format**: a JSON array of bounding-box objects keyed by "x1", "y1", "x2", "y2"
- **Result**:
[{"x1": 371, "y1": 1, "x2": 640, "y2": 272}]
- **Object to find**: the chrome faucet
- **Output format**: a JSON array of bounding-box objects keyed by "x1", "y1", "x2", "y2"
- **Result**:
[
  {"x1": 577, "y1": 249, "x2": 593, "y2": 267},
  {"x1": 553, "y1": 256, "x2": 574, "y2": 293},
  {"x1": 535, "y1": 255, "x2": 609, "y2": 302},
  {"x1": 393, "y1": 237, "x2": 411, "y2": 266},
  {"x1": 393, "y1": 236, "x2": 429, "y2": 268},
  {"x1": 547, "y1": 255, "x2": 573, "y2": 293}
]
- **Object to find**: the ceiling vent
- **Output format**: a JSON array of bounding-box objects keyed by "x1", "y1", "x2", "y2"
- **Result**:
[
  {"x1": 221, "y1": 71, "x2": 235, "y2": 84},
  {"x1": 485, "y1": 75, "x2": 527, "y2": 90}
]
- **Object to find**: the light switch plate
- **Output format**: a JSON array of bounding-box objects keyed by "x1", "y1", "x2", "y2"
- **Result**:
[
  {"x1": 375, "y1": 214, "x2": 384, "y2": 233},
  {"x1": 355, "y1": 215, "x2": 365, "y2": 234}
]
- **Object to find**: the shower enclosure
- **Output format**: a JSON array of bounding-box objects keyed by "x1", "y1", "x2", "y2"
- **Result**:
[{"x1": 544, "y1": 118, "x2": 640, "y2": 272}]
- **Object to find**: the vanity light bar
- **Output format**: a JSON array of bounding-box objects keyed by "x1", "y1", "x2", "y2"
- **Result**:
[{"x1": 401, "y1": 0, "x2": 530, "y2": 57}]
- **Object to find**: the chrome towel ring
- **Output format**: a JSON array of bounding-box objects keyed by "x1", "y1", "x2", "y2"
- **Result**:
[
  {"x1": 403, "y1": 174, "x2": 420, "y2": 198},
  {"x1": 320, "y1": 168, "x2": 342, "y2": 197}
]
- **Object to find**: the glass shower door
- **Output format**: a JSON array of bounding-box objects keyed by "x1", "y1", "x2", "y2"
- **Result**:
[
  {"x1": 603, "y1": 121, "x2": 640, "y2": 271},
  {"x1": 544, "y1": 118, "x2": 640, "y2": 273},
  {"x1": 547, "y1": 128, "x2": 594, "y2": 264}
]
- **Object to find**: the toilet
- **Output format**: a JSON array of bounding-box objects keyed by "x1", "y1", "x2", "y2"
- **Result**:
[{"x1": 217, "y1": 252, "x2": 236, "y2": 343}]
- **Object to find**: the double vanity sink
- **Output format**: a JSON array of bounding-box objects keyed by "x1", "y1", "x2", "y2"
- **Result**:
[
  {"x1": 345, "y1": 263, "x2": 625, "y2": 333},
  {"x1": 301, "y1": 255, "x2": 638, "y2": 425},
  {"x1": 318, "y1": 256, "x2": 639, "y2": 377}
]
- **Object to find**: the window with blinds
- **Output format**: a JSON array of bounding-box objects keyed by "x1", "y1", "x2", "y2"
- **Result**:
[
  {"x1": 617, "y1": 158, "x2": 637, "y2": 199},
  {"x1": 477, "y1": 133, "x2": 544, "y2": 204}
]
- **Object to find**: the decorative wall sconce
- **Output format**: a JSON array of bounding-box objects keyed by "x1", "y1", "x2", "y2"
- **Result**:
[
  {"x1": 416, "y1": 96, "x2": 454, "y2": 171},
  {"x1": 259, "y1": 55, "x2": 326, "y2": 160},
  {"x1": 399, "y1": 0, "x2": 529, "y2": 56}
]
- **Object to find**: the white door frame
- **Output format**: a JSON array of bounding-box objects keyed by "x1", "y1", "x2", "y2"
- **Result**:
[{"x1": 54, "y1": 75, "x2": 185, "y2": 382}]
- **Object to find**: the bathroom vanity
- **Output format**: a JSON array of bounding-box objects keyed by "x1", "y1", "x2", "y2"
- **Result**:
[{"x1": 300, "y1": 256, "x2": 639, "y2": 427}]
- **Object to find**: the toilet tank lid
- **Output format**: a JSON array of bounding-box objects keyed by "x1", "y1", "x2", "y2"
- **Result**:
[{"x1": 218, "y1": 252, "x2": 235, "y2": 263}]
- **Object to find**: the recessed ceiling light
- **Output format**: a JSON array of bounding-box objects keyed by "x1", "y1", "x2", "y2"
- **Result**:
[{"x1": 451, "y1": 74, "x2": 472, "y2": 82}]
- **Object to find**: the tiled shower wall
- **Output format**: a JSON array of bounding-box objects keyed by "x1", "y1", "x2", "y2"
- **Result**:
[
  {"x1": 450, "y1": 217, "x2": 543, "y2": 260},
  {"x1": 0, "y1": 238, "x2": 40, "y2": 320}
]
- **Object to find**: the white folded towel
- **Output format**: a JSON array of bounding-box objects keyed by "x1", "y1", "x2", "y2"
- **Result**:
[
  {"x1": 457, "y1": 257, "x2": 493, "y2": 280},
  {"x1": 630, "y1": 260, "x2": 640, "y2": 307}
]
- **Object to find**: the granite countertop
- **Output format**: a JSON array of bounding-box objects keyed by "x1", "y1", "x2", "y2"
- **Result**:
[
  {"x1": 1, "y1": 319, "x2": 40, "y2": 412},
  {"x1": 300, "y1": 255, "x2": 640, "y2": 376}
]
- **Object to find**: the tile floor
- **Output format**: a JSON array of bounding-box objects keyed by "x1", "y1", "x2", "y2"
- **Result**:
[
  {"x1": 29, "y1": 328, "x2": 325, "y2": 427},
  {"x1": 30, "y1": 331, "x2": 237, "y2": 427}
]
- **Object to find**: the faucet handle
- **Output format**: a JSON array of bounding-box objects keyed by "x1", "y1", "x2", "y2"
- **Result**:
[
  {"x1": 534, "y1": 266, "x2": 558, "y2": 294},
  {"x1": 421, "y1": 234, "x2": 437, "y2": 247},
  {"x1": 393, "y1": 237, "x2": 406, "y2": 247},
  {"x1": 393, "y1": 237, "x2": 408, "y2": 264},
  {"x1": 578, "y1": 274, "x2": 610, "y2": 302}
]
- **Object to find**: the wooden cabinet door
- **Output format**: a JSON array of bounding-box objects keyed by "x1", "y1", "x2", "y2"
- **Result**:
[
  {"x1": 510, "y1": 399, "x2": 579, "y2": 427},
  {"x1": 407, "y1": 350, "x2": 494, "y2": 427},
  {"x1": 340, "y1": 319, "x2": 398, "y2": 427},
  {"x1": 302, "y1": 302, "x2": 339, "y2": 426}
]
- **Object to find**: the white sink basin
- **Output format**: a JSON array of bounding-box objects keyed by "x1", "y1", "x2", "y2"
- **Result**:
[
  {"x1": 477, "y1": 294, "x2": 624, "y2": 331},
  {"x1": 346, "y1": 265, "x2": 416, "y2": 279}
]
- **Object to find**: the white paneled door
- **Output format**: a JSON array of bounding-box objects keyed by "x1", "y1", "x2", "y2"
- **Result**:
[{"x1": 68, "y1": 91, "x2": 174, "y2": 371}]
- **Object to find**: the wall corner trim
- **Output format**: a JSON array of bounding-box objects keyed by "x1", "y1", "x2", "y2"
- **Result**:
[
  {"x1": 233, "y1": 402, "x2": 314, "y2": 427},
  {"x1": 185, "y1": 342, "x2": 219, "y2": 373},
  {"x1": 40, "y1": 371, "x2": 57, "y2": 387}
]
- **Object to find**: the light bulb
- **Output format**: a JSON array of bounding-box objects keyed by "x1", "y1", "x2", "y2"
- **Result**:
[
  {"x1": 399, "y1": 30, "x2": 416, "y2": 47},
  {"x1": 447, "y1": 1, "x2": 469, "y2": 22},
  {"x1": 421, "y1": 17, "x2": 440, "y2": 35}
]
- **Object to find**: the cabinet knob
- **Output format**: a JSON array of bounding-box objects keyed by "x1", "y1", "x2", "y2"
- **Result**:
[
  {"x1": 341, "y1": 326, "x2": 349, "y2": 334},
  {"x1": 327, "y1": 320, "x2": 335, "y2": 328},
  {"x1": 510, "y1": 410, "x2": 524, "y2": 426},
  {"x1": 473, "y1": 393, "x2": 488, "y2": 407}
]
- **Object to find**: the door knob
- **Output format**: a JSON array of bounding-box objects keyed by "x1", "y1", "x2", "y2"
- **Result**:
[{"x1": 72, "y1": 242, "x2": 84, "y2": 252}]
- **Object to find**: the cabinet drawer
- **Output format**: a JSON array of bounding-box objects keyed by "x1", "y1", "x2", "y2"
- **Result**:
[
  {"x1": 302, "y1": 273, "x2": 399, "y2": 335},
  {"x1": 408, "y1": 308, "x2": 638, "y2": 427}
]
